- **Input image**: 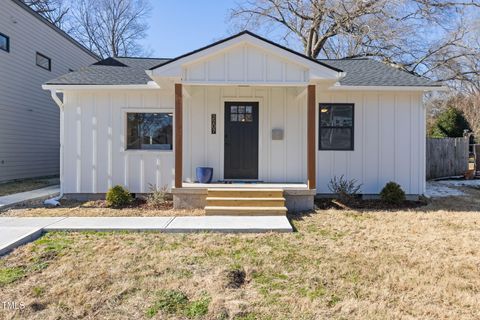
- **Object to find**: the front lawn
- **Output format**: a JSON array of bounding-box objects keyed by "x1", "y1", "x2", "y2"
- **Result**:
[{"x1": 1, "y1": 201, "x2": 480, "y2": 319}]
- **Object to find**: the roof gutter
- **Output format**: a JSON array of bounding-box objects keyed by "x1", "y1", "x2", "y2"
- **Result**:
[
  {"x1": 42, "y1": 82, "x2": 160, "y2": 91},
  {"x1": 328, "y1": 85, "x2": 447, "y2": 91}
]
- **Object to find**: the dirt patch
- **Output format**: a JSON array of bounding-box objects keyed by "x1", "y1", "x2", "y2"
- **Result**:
[
  {"x1": 224, "y1": 268, "x2": 246, "y2": 289},
  {"x1": 29, "y1": 302, "x2": 46, "y2": 312}
]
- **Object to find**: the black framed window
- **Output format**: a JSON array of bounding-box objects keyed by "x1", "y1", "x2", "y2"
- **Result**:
[
  {"x1": 319, "y1": 103, "x2": 354, "y2": 150},
  {"x1": 0, "y1": 33, "x2": 9, "y2": 52},
  {"x1": 36, "y1": 52, "x2": 51, "y2": 71},
  {"x1": 126, "y1": 112, "x2": 173, "y2": 150}
]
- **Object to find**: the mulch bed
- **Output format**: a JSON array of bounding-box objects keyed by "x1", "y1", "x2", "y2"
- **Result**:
[
  {"x1": 81, "y1": 198, "x2": 174, "y2": 210},
  {"x1": 315, "y1": 198, "x2": 427, "y2": 211}
]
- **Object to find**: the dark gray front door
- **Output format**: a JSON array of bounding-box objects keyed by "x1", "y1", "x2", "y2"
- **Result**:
[{"x1": 224, "y1": 102, "x2": 259, "y2": 180}]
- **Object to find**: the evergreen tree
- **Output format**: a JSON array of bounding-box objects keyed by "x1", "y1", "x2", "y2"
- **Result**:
[{"x1": 428, "y1": 107, "x2": 471, "y2": 138}]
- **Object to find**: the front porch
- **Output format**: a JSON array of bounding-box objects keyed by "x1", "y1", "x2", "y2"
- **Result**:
[
  {"x1": 170, "y1": 83, "x2": 319, "y2": 213},
  {"x1": 146, "y1": 32, "x2": 347, "y2": 213}
]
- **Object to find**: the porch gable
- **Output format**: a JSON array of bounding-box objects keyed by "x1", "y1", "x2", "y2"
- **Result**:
[{"x1": 148, "y1": 31, "x2": 344, "y2": 85}]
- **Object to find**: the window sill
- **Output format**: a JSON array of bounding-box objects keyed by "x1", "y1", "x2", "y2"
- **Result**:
[{"x1": 122, "y1": 149, "x2": 174, "y2": 154}]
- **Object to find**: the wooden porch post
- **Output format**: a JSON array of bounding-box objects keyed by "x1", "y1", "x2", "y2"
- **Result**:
[
  {"x1": 175, "y1": 83, "x2": 183, "y2": 188},
  {"x1": 307, "y1": 84, "x2": 316, "y2": 190}
]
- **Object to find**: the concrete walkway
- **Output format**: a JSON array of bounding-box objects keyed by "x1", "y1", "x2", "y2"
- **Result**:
[
  {"x1": 0, "y1": 216, "x2": 293, "y2": 255},
  {"x1": 0, "y1": 185, "x2": 60, "y2": 209}
]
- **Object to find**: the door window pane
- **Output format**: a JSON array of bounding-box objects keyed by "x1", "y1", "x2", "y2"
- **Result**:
[{"x1": 126, "y1": 113, "x2": 173, "y2": 150}]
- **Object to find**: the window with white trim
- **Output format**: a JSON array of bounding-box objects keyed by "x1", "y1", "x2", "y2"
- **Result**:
[{"x1": 126, "y1": 112, "x2": 173, "y2": 150}]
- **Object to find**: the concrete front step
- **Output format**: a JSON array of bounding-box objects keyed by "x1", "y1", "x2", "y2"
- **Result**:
[
  {"x1": 206, "y1": 197, "x2": 285, "y2": 207},
  {"x1": 205, "y1": 206, "x2": 287, "y2": 216},
  {"x1": 207, "y1": 188, "x2": 284, "y2": 198}
]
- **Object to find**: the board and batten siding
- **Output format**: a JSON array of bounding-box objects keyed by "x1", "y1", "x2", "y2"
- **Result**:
[
  {"x1": 0, "y1": 0, "x2": 97, "y2": 182},
  {"x1": 316, "y1": 85, "x2": 426, "y2": 195},
  {"x1": 62, "y1": 90, "x2": 175, "y2": 194},
  {"x1": 182, "y1": 43, "x2": 308, "y2": 85},
  {"x1": 61, "y1": 85, "x2": 426, "y2": 195},
  {"x1": 183, "y1": 85, "x2": 308, "y2": 184}
]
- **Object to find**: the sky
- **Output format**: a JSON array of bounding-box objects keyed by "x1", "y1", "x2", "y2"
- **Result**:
[{"x1": 139, "y1": 0, "x2": 240, "y2": 58}]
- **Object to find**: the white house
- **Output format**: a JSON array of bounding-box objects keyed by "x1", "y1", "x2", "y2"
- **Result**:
[
  {"x1": 43, "y1": 31, "x2": 442, "y2": 212},
  {"x1": 0, "y1": 0, "x2": 98, "y2": 182}
]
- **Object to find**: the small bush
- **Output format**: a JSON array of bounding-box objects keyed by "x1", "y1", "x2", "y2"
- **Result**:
[
  {"x1": 106, "y1": 185, "x2": 132, "y2": 207},
  {"x1": 146, "y1": 184, "x2": 169, "y2": 208},
  {"x1": 380, "y1": 182, "x2": 406, "y2": 204},
  {"x1": 328, "y1": 175, "x2": 362, "y2": 203}
]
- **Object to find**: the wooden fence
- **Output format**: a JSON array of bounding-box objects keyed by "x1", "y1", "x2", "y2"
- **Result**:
[{"x1": 426, "y1": 137, "x2": 469, "y2": 179}]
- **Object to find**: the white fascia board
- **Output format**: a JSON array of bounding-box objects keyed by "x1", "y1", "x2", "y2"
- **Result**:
[
  {"x1": 182, "y1": 81, "x2": 309, "y2": 87},
  {"x1": 328, "y1": 85, "x2": 447, "y2": 91},
  {"x1": 42, "y1": 82, "x2": 160, "y2": 91},
  {"x1": 152, "y1": 33, "x2": 342, "y2": 80}
]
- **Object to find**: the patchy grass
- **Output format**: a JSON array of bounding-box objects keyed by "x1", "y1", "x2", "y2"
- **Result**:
[
  {"x1": 1, "y1": 201, "x2": 480, "y2": 319},
  {"x1": 0, "y1": 266, "x2": 26, "y2": 286},
  {"x1": 0, "y1": 233, "x2": 72, "y2": 288},
  {"x1": 0, "y1": 177, "x2": 58, "y2": 197},
  {"x1": 145, "y1": 290, "x2": 211, "y2": 318},
  {"x1": 1, "y1": 184, "x2": 480, "y2": 318}
]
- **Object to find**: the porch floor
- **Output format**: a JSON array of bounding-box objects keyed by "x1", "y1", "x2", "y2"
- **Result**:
[{"x1": 182, "y1": 182, "x2": 308, "y2": 190}]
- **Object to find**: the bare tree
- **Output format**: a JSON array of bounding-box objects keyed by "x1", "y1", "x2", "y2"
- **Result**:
[
  {"x1": 70, "y1": 0, "x2": 152, "y2": 58},
  {"x1": 231, "y1": 0, "x2": 480, "y2": 88},
  {"x1": 22, "y1": 0, "x2": 70, "y2": 28}
]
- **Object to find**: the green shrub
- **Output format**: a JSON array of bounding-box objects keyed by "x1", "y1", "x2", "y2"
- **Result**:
[
  {"x1": 106, "y1": 185, "x2": 132, "y2": 207},
  {"x1": 380, "y1": 182, "x2": 406, "y2": 204},
  {"x1": 146, "y1": 184, "x2": 169, "y2": 208},
  {"x1": 428, "y1": 106, "x2": 470, "y2": 138}
]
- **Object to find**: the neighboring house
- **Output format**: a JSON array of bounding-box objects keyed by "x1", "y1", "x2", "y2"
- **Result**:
[
  {"x1": 0, "y1": 0, "x2": 98, "y2": 182},
  {"x1": 43, "y1": 31, "x2": 443, "y2": 211}
]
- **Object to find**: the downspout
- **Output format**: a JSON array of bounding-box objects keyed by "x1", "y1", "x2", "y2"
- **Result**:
[{"x1": 44, "y1": 89, "x2": 64, "y2": 206}]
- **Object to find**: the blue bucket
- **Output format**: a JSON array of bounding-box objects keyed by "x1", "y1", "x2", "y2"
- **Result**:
[{"x1": 196, "y1": 167, "x2": 213, "y2": 183}]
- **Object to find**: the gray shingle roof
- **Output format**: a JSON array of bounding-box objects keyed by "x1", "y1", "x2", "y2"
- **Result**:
[
  {"x1": 45, "y1": 57, "x2": 440, "y2": 87},
  {"x1": 320, "y1": 59, "x2": 440, "y2": 87},
  {"x1": 45, "y1": 57, "x2": 169, "y2": 85}
]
